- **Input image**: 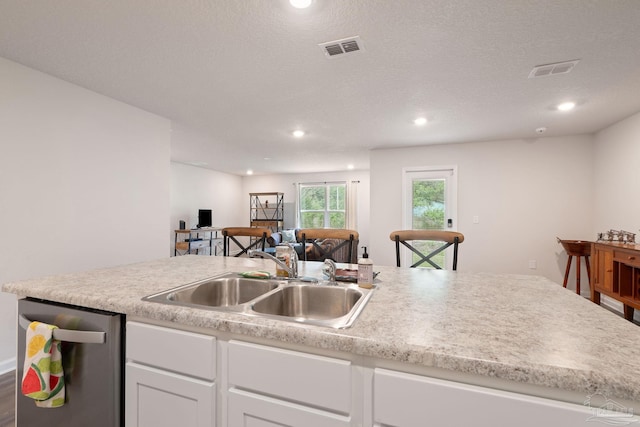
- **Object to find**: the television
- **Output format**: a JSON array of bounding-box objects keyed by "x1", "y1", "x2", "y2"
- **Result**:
[{"x1": 197, "y1": 209, "x2": 212, "y2": 228}]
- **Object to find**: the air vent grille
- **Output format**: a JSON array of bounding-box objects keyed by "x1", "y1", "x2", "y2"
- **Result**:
[
  {"x1": 341, "y1": 40, "x2": 360, "y2": 53},
  {"x1": 325, "y1": 44, "x2": 345, "y2": 56},
  {"x1": 319, "y1": 36, "x2": 364, "y2": 58},
  {"x1": 529, "y1": 60, "x2": 580, "y2": 78}
]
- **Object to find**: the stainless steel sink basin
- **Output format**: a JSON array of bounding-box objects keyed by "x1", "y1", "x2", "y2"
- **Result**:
[
  {"x1": 251, "y1": 285, "x2": 362, "y2": 320},
  {"x1": 142, "y1": 272, "x2": 374, "y2": 328},
  {"x1": 142, "y1": 273, "x2": 280, "y2": 308},
  {"x1": 248, "y1": 283, "x2": 374, "y2": 329}
]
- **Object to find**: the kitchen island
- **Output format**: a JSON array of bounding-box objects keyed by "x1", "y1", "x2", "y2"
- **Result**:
[{"x1": 4, "y1": 255, "x2": 640, "y2": 426}]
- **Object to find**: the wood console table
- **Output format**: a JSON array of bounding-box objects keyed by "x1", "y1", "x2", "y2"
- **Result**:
[
  {"x1": 591, "y1": 241, "x2": 640, "y2": 321},
  {"x1": 174, "y1": 227, "x2": 223, "y2": 256}
]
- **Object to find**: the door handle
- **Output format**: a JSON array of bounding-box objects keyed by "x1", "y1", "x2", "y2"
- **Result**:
[{"x1": 19, "y1": 314, "x2": 106, "y2": 344}]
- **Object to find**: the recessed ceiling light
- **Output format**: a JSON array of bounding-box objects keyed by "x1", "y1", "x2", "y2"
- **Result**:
[
  {"x1": 347, "y1": 164, "x2": 354, "y2": 170},
  {"x1": 246, "y1": 169, "x2": 253, "y2": 175},
  {"x1": 290, "y1": 0, "x2": 312, "y2": 8},
  {"x1": 557, "y1": 102, "x2": 576, "y2": 111},
  {"x1": 414, "y1": 117, "x2": 428, "y2": 126},
  {"x1": 292, "y1": 130, "x2": 305, "y2": 138}
]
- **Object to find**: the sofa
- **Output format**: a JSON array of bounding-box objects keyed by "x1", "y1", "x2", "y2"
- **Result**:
[
  {"x1": 268, "y1": 229, "x2": 359, "y2": 264},
  {"x1": 267, "y1": 229, "x2": 304, "y2": 257}
]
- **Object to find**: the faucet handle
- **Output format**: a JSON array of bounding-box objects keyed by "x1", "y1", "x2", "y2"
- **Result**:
[{"x1": 323, "y1": 259, "x2": 337, "y2": 283}]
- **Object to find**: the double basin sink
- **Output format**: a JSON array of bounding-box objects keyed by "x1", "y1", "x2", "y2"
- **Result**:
[{"x1": 142, "y1": 272, "x2": 374, "y2": 329}]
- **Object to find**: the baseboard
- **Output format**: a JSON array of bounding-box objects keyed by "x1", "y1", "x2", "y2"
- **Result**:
[
  {"x1": 0, "y1": 357, "x2": 16, "y2": 375},
  {"x1": 600, "y1": 295, "x2": 640, "y2": 323}
]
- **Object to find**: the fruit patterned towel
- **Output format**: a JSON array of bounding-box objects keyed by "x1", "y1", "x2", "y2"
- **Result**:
[{"x1": 21, "y1": 321, "x2": 65, "y2": 408}]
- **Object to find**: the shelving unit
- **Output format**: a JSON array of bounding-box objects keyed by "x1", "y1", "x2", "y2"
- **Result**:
[
  {"x1": 173, "y1": 227, "x2": 223, "y2": 256},
  {"x1": 250, "y1": 192, "x2": 284, "y2": 233}
]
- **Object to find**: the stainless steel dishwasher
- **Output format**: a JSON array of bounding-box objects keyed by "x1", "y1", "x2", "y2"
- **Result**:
[{"x1": 17, "y1": 297, "x2": 124, "y2": 427}]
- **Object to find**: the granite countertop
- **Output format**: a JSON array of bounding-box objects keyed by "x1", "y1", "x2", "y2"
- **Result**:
[{"x1": 4, "y1": 255, "x2": 640, "y2": 404}]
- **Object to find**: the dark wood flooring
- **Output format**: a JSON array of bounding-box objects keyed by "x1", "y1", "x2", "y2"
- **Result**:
[{"x1": 0, "y1": 371, "x2": 15, "y2": 427}]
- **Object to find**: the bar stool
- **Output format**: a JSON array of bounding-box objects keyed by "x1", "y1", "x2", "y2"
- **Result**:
[
  {"x1": 557, "y1": 238, "x2": 591, "y2": 295},
  {"x1": 222, "y1": 227, "x2": 271, "y2": 257},
  {"x1": 299, "y1": 228, "x2": 359, "y2": 264},
  {"x1": 390, "y1": 230, "x2": 464, "y2": 270}
]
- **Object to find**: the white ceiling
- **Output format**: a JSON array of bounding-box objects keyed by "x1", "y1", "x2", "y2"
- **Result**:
[{"x1": 2, "y1": 0, "x2": 640, "y2": 176}]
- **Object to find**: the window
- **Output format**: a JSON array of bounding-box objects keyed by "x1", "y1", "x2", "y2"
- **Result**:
[{"x1": 298, "y1": 182, "x2": 346, "y2": 228}]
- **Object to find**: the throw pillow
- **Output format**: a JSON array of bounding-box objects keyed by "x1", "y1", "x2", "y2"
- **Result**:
[{"x1": 281, "y1": 229, "x2": 297, "y2": 243}]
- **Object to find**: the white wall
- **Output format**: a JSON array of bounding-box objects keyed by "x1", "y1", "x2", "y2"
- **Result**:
[
  {"x1": 370, "y1": 135, "x2": 595, "y2": 287},
  {"x1": 593, "y1": 111, "x2": 640, "y2": 233},
  {"x1": 592, "y1": 111, "x2": 640, "y2": 321},
  {"x1": 170, "y1": 162, "x2": 243, "y2": 254},
  {"x1": 242, "y1": 171, "x2": 371, "y2": 253},
  {"x1": 0, "y1": 57, "x2": 171, "y2": 373}
]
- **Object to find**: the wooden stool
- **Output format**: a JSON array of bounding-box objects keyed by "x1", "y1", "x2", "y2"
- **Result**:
[{"x1": 557, "y1": 239, "x2": 591, "y2": 295}]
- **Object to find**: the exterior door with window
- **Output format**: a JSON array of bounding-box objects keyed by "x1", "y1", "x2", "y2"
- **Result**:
[{"x1": 403, "y1": 167, "x2": 457, "y2": 268}]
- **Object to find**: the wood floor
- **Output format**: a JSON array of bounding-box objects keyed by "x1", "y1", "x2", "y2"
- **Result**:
[{"x1": 0, "y1": 371, "x2": 15, "y2": 427}]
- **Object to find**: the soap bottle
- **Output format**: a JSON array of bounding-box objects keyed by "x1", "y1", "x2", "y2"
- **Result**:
[
  {"x1": 357, "y1": 247, "x2": 374, "y2": 289},
  {"x1": 275, "y1": 245, "x2": 291, "y2": 278}
]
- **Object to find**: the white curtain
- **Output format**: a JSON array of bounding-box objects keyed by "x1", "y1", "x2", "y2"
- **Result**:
[
  {"x1": 293, "y1": 182, "x2": 301, "y2": 228},
  {"x1": 346, "y1": 180, "x2": 359, "y2": 230}
]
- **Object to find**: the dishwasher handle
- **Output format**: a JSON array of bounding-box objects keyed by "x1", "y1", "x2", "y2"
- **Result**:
[{"x1": 19, "y1": 314, "x2": 106, "y2": 344}]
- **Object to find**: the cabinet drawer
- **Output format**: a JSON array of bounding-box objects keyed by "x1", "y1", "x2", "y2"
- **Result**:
[
  {"x1": 228, "y1": 389, "x2": 351, "y2": 427},
  {"x1": 228, "y1": 340, "x2": 351, "y2": 415},
  {"x1": 127, "y1": 322, "x2": 216, "y2": 381},
  {"x1": 374, "y1": 369, "x2": 591, "y2": 427},
  {"x1": 189, "y1": 240, "x2": 211, "y2": 250},
  {"x1": 614, "y1": 250, "x2": 640, "y2": 268}
]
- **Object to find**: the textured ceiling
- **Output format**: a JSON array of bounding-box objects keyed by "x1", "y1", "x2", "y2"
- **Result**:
[{"x1": 2, "y1": 0, "x2": 640, "y2": 175}]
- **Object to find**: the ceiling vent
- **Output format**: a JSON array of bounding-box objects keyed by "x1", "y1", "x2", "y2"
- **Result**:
[
  {"x1": 318, "y1": 36, "x2": 364, "y2": 58},
  {"x1": 528, "y1": 59, "x2": 580, "y2": 78}
]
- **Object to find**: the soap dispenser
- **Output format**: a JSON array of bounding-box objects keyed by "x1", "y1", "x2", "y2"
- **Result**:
[{"x1": 357, "y1": 247, "x2": 374, "y2": 289}]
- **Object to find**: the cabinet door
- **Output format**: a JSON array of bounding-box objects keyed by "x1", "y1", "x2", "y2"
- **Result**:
[
  {"x1": 228, "y1": 389, "x2": 351, "y2": 427},
  {"x1": 374, "y1": 369, "x2": 592, "y2": 427},
  {"x1": 126, "y1": 363, "x2": 215, "y2": 427},
  {"x1": 595, "y1": 246, "x2": 614, "y2": 292}
]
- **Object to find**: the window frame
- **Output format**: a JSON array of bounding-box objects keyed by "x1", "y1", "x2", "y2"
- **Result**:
[{"x1": 298, "y1": 182, "x2": 347, "y2": 229}]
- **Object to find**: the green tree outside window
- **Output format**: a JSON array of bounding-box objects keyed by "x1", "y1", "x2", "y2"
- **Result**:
[{"x1": 299, "y1": 183, "x2": 346, "y2": 228}]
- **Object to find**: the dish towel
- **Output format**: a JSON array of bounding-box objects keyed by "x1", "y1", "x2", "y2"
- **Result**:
[{"x1": 21, "y1": 321, "x2": 65, "y2": 408}]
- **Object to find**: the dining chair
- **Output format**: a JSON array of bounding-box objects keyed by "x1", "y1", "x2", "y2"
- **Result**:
[
  {"x1": 299, "y1": 228, "x2": 359, "y2": 264},
  {"x1": 389, "y1": 230, "x2": 464, "y2": 270},
  {"x1": 222, "y1": 227, "x2": 271, "y2": 257}
]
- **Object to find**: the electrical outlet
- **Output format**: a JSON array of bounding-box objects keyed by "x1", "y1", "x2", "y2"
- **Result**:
[{"x1": 528, "y1": 260, "x2": 537, "y2": 269}]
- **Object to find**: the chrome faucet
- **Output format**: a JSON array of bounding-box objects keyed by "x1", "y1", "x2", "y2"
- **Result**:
[
  {"x1": 322, "y1": 259, "x2": 337, "y2": 284},
  {"x1": 248, "y1": 247, "x2": 298, "y2": 279}
]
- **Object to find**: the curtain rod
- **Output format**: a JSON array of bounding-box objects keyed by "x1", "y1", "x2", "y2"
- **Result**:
[{"x1": 293, "y1": 181, "x2": 347, "y2": 185}]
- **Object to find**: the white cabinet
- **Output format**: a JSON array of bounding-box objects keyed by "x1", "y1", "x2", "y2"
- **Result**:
[
  {"x1": 127, "y1": 364, "x2": 215, "y2": 427},
  {"x1": 123, "y1": 321, "x2": 605, "y2": 427},
  {"x1": 227, "y1": 340, "x2": 353, "y2": 427},
  {"x1": 373, "y1": 369, "x2": 592, "y2": 427},
  {"x1": 126, "y1": 322, "x2": 217, "y2": 427},
  {"x1": 228, "y1": 390, "x2": 351, "y2": 427}
]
